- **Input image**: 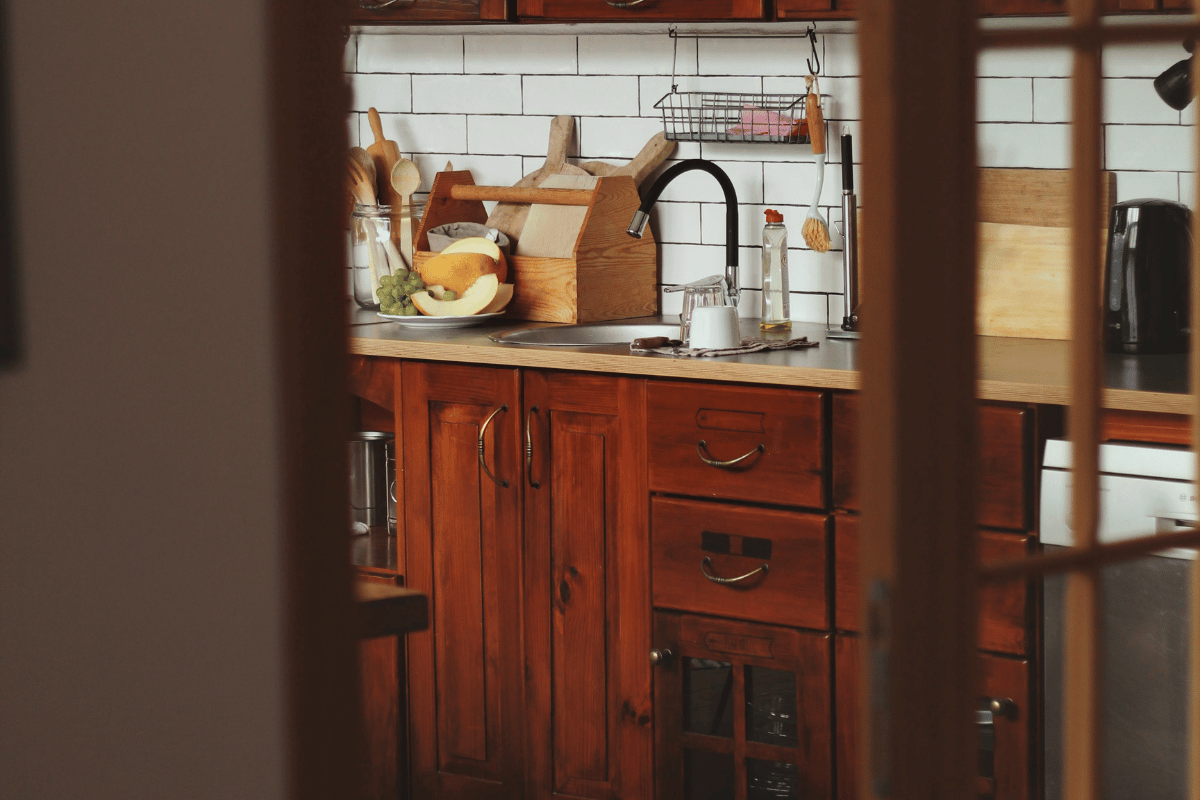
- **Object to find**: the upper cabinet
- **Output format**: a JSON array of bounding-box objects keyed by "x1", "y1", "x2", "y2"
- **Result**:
[
  {"x1": 517, "y1": 0, "x2": 766, "y2": 21},
  {"x1": 347, "y1": 0, "x2": 510, "y2": 23}
]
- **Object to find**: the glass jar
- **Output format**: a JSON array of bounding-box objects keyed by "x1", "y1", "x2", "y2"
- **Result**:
[
  {"x1": 350, "y1": 202, "x2": 425, "y2": 309},
  {"x1": 760, "y1": 209, "x2": 791, "y2": 331}
]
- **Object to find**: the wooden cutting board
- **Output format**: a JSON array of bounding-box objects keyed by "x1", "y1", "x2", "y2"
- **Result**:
[{"x1": 515, "y1": 173, "x2": 599, "y2": 258}]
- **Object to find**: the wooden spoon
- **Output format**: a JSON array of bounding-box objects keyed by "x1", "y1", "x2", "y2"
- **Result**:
[
  {"x1": 390, "y1": 158, "x2": 422, "y2": 267},
  {"x1": 346, "y1": 153, "x2": 377, "y2": 206}
]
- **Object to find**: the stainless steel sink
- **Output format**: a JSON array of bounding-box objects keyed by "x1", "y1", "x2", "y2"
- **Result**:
[{"x1": 489, "y1": 320, "x2": 679, "y2": 347}]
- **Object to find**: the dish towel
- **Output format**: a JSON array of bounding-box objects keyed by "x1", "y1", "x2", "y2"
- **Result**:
[{"x1": 630, "y1": 336, "x2": 820, "y2": 358}]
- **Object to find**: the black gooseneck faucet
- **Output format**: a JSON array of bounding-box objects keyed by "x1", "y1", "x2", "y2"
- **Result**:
[{"x1": 626, "y1": 159, "x2": 740, "y2": 307}]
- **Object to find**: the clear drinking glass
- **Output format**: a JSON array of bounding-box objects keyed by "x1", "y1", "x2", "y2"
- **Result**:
[
  {"x1": 351, "y1": 203, "x2": 395, "y2": 309},
  {"x1": 676, "y1": 278, "x2": 727, "y2": 346}
]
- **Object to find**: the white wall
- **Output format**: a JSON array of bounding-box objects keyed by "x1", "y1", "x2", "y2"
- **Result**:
[
  {"x1": 0, "y1": 3, "x2": 286, "y2": 799},
  {"x1": 346, "y1": 20, "x2": 1196, "y2": 326}
]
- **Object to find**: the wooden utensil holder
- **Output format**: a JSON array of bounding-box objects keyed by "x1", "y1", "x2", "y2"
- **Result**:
[{"x1": 414, "y1": 169, "x2": 658, "y2": 323}]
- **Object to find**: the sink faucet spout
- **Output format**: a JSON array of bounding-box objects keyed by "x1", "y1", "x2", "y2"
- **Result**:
[{"x1": 626, "y1": 159, "x2": 740, "y2": 306}]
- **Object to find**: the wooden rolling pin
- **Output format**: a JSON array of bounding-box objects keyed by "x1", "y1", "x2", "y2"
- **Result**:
[{"x1": 449, "y1": 184, "x2": 594, "y2": 206}]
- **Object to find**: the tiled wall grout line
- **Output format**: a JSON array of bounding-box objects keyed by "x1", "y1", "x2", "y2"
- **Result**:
[{"x1": 348, "y1": 27, "x2": 1197, "y2": 326}]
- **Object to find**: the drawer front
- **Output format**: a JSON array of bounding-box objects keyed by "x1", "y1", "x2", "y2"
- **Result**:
[
  {"x1": 832, "y1": 394, "x2": 1032, "y2": 530},
  {"x1": 652, "y1": 496, "x2": 829, "y2": 630},
  {"x1": 648, "y1": 381, "x2": 826, "y2": 509},
  {"x1": 834, "y1": 514, "x2": 1031, "y2": 655}
]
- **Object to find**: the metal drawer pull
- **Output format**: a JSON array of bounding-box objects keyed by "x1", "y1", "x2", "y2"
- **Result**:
[
  {"x1": 701, "y1": 556, "x2": 768, "y2": 585},
  {"x1": 696, "y1": 440, "x2": 765, "y2": 468},
  {"x1": 605, "y1": 0, "x2": 648, "y2": 7},
  {"x1": 478, "y1": 404, "x2": 509, "y2": 488},
  {"x1": 525, "y1": 405, "x2": 540, "y2": 489},
  {"x1": 358, "y1": 0, "x2": 413, "y2": 9}
]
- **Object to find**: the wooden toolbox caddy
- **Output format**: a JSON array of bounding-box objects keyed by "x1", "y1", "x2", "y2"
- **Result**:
[{"x1": 413, "y1": 169, "x2": 658, "y2": 323}]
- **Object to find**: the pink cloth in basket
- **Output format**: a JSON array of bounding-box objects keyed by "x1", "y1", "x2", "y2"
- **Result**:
[{"x1": 727, "y1": 105, "x2": 800, "y2": 137}]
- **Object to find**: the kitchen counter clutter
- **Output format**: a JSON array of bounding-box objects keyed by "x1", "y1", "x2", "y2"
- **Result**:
[{"x1": 349, "y1": 309, "x2": 1191, "y2": 413}]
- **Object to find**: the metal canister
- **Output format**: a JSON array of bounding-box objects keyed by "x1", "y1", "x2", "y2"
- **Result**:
[
  {"x1": 349, "y1": 431, "x2": 394, "y2": 528},
  {"x1": 385, "y1": 439, "x2": 397, "y2": 535}
]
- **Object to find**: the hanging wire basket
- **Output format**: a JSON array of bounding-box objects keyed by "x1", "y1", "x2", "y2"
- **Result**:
[
  {"x1": 653, "y1": 25, "x2": 825, "y2": 145},
  {"x1": 655, "y1": 91, "x2": 810, "y2": 144}
]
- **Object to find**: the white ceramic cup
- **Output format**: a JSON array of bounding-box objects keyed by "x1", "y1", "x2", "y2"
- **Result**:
[{"x1": 689, "y1": 305, "x2": 742, "y2": 350}]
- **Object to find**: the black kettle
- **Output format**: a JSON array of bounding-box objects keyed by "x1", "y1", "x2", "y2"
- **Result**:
[{"x1": 1104, "y1": 198, "x2": 1192, "y2": 354}]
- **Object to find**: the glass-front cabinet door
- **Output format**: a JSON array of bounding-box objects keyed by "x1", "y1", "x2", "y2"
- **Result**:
[{"x1": 652, "y1": 611, "x2": 831, "y2": 800}]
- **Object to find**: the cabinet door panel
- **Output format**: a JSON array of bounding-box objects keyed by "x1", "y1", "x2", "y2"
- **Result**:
[
  {"x1": 403, "y1": 362, "x2": 523, "y2": 800},
  {"x1": 357, "y1": 570, "x2": 406, "y2": 800},
  {"x1": 525, "y1": 371, "x2": 652, "y2": 800},
  {"x1": 518, "y1": 0, "x2": 764, "y2": 19},
  {"x1": 836, "y1": 636, "x2": 1032, "y2": 800},
  {"x1": 348, "y1": 0, "x2": 509, "y2": 23}
]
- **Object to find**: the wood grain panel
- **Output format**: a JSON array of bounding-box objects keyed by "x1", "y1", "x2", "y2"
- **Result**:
[
  {"x1": 552, "y1": 421, "x2": 610, "y2": 788},
  {"x1": 835, "y1": 515, "x2": 1032, "y2": 655},
  {"x1": 517, "y1": 0, "x2": 765, "y2": 20},
  {"x1": 349, "y1": 0, "x2": 509, "y2": 22},
  {"x1": 652, "y1": 496, "x2": 830, "y2": 630},
  {"x1": 431, "y1": 408, "x2": 489, "y2": 763},
  {"x1": 833, "y1": 393, "x2": 1032, "y2": 531},
  {"x1": 835, "y1": 637, "x2": 1032, "y2": 800},
  {"x1": 402, "y1": 361, "x2": 524, "y2": 800},
  {"x1": 1101, "y1": 408, "x2": 1190, "y2": 445},
  {"x1": 357, "y1": 570, "x2": 405, "y2": 800},
  {"x1": 524, "y1": 372, "x2": 652, "y2": 800},
  {"x1": 648, "y1": 381, "x2": 826, "y2": 509}
]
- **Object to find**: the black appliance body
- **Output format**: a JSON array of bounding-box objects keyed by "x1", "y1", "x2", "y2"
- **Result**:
[{"x1": 1104, "y1": 198, "x2": 1192, "y2": 354}]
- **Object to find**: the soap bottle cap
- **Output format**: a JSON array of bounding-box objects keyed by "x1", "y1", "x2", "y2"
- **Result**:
[{"x1": 765, "y1": 209, "x2": 784, "y2": 224}]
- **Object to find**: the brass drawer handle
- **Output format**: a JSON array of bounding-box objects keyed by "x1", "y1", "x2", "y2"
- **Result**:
[
  {"x1": 478, "y1": 404, "x2": 509, "y2": 488},
  {"x1": 525, "y1": 405, "x2": 540, "y2": 489},
  {"x1": 701, "y1": 556, "x2": 769, "y2": 585},
  {"x1": 696, "y1": 440, "x2": 765, "y2": 468},
  {"x1": 604, "y1": 0, "x2": 648, "y2": 7}
]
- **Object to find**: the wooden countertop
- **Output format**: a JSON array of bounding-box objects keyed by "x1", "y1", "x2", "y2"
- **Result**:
[{"x1": 348, "y1": 310, "x2": 1191, "y2": 414}]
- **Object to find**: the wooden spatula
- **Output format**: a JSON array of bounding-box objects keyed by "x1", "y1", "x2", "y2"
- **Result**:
[
  {"x1": 366, "y1": 107, "x2": 403, "y2": 207},
  {"x1": 486, "y1": 115, "x2": 581, "y2": 244}
]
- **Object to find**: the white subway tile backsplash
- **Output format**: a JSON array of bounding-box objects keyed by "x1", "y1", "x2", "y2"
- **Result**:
[
  {"x1": 579, "y1": 35, "x2": 696, "y2": 76},
  {"x1": 650, "y1": 201, "x2": 702, "y2": 245},
  {"x1": 578, "y1": 116, "x2": 664, "y2": 159},
  {"x1": 413, "y1": 74, "x2": 523, "y2": 115},
  {"x1": 977, "y1": 123, "x2": 1070, "y2": 169},
  {"x1": 977, "y1": 46, "x2": 1071, "y2": 78},
  {"x1": 465, "y1": 35, "x2": 576, "y2": 75},
  {"x1": 467, "y1": 115, "x2": 560, "y2": 156},
  {"x1": 523, "y1": 75, "x2": 640, "y2": 117},
  {"x1": 1033, "y1": 78, "x2": 1069, "y2": 123},
  {"x1": 699, "y1": 39, "x2": 808, "y2": 77},
  {"x1": 358, "y1": 34, "x2": 464, "y2": 75},
  {"x1": 350, "y1": 74, "x2": 412, "y2": 114},
  {"x1": 364, "y1": 114, "x2": 466, "y2": 158},
  {"x1": 347, "y1": 25, "x2": 1199, "y2": 323},
  {"x1": 977, "y1": 79, "x2": 1033, "y2": 123},
  {"x1": 1106, "y1": 124, "x2": 1195, "y2": 173},
  {"x1": 1114, "y1": 170, "x2": 1180, "y2": 203}
]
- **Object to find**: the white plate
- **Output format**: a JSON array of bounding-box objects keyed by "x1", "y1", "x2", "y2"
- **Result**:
[{"x1": 376, "y1": 311, "x2": 505, "y2": 329}]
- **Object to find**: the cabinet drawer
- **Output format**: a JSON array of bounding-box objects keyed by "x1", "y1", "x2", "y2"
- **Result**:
[
  {"x1": 517, "y1": 0, "x2": 765, "y2": 20},
  {"x1": 652, "y1": 497, "x2": 829, "y2": 630},
  {"x1": 834, "y1": 514, "x2": 1032, "y2": 655},
  {"x1": 832, "y1": 394, "x2": 1032, "y2": 530},
  {"x1": 648, "y1": 381, "x2": 826, "y2": 509}
]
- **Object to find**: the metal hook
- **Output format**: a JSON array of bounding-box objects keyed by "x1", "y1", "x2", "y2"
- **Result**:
[{"x1": 806, "y1": 23, "x2": 821, "y2": 76}]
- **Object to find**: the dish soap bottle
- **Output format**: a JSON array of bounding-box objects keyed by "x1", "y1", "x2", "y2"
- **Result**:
[{"x1": 760, "y1": 209, "x2": 791, "y2": 331}]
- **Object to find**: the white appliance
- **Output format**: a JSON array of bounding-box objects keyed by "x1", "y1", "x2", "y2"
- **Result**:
[{"x1": 1039, "y1": 438, "x2": 1197, "y2": 800}]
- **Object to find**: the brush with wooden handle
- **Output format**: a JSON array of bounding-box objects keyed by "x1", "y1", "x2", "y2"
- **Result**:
[{"x1": 801, "y1": 78, "x2": 831, "y2": 253}]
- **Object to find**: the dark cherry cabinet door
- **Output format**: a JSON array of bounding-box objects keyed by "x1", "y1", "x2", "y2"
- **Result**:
[
  {"x1": 523, "y1": 371, "x2": 652, "y2": 800},
  {"x1": 517, "y1": 0, "x2": 765, "y2": 21},
  {"x1": 347, "y1": 0, "x2": 510, "y2": 23},
  {"x1": 836, "y1": 635, "x2": 1033, "y2": 800},
  {"x1": 652, "y1": 611, "x2": 832, "y2": 800},
  {"x1": 358, "y1": 569, "x2": 408, "y2": 800},
  {"x1": 402, "y1": 361, "x2": 524, "y2": 800}
]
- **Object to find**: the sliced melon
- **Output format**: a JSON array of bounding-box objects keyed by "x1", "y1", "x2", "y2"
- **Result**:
[
  {"x1": 411, "y1": 273, "x2": 499, "y2": 317},
  {"x1": 481, "y1": 283, "x2": 514, "y2": 314},
  {"x1": 442, "y1": 236, "x2": 508, "y2": 283}
]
